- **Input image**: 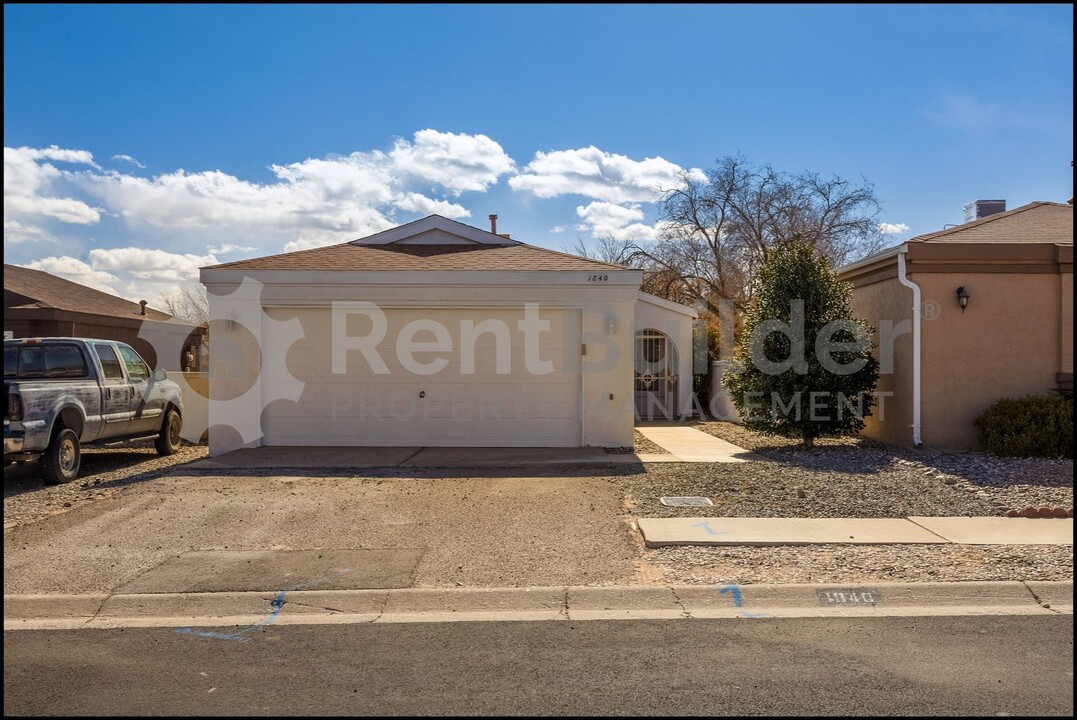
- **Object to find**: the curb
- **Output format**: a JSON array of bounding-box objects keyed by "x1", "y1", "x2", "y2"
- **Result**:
[{"x1": 4, "y1": 581, "x2": 1071, "y2": 631}]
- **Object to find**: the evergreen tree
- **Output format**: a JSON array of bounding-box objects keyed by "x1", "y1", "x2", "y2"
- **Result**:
[{"x1": 723, "y1": 240, "x2": 879, "y2": 448}]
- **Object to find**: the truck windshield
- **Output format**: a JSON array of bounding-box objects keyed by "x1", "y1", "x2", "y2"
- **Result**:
[{"x1": 3, "y1": 344, "x2": 89, "y2": 379}]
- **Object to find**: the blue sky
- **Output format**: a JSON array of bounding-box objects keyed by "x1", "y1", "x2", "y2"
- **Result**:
[{"x1": 4, "y1": 4, "x2": 1072, "y2": 306}]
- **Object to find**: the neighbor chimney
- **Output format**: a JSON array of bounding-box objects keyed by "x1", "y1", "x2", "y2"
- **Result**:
[
  {"x1": 489, "y1": 214, "x2": 498, "y2": 234},
  {"x1": 139, "y1": 299, "x2": 148, "y2": 316},
  {"x1": 963, "y1": 200, "x2": 1006, "y2": 223}
]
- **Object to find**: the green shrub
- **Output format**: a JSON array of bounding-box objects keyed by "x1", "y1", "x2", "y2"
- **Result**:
[{"x1": 974, "y1": 395, "x2": 1074, "y2": 458}]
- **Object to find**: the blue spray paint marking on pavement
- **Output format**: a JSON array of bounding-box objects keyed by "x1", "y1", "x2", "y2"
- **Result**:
[
  {"x1": 719, "y1": 583, "x2": 769, "y2": 618},
  {"x1": 719, "y1": 583, "x2": 743, "y2": 606},
  {"x1": 175, "y1": 569, "x2": 353, "y2": 642},
  {"x1": 691, "y1": 521, "x2": 726, "y2": 536}
]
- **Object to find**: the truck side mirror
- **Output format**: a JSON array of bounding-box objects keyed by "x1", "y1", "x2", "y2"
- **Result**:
[{"x1": 152, "y1": 368, "x2": 167, "y2": 382}]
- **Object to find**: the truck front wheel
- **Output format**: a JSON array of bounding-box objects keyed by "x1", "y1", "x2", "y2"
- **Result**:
[
  {"x1": 42, "y1": 427, "x2": 81, "y2": 485},
  {"x1": 155, "y1": 409, "x2": 182, "y2": 456}
]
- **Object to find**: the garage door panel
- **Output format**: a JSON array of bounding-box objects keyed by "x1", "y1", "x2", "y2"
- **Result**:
[{"x1": 262, "y1": 307, "x2": 581, "y2": 447}]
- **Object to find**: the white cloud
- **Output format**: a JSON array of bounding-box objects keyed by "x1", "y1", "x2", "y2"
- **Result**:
[
  {"x1": 4, "y1": 146, "x2": 102, "y2": 224},
  {"x1": 207, "y1": 242, "x2": 256, "y2": 255},
  {"x1": 4, "y1": 219, "x2": 56, "y2": 245},
  {"x1": 389, "y1": 129, "x2": 515, "y2": 193},
  {"x1": 88, "y1": 247, "x2": 218, "y2": 283},
  {"x1": 510, "y1": 146, "x2": 706, "y2": 203},
  {"x1": 63, "y1": 129, "x2": 510, "y2": 247},
  {"x1": 878, "y1": 222, "x2": 910, "y2": 235},
  {"x1": 282, "y1": 230, "x2": 353, "y2": 253},
  {"x1": 111, "y1": 154, "x2": 146, "y2": 168},
  {"x1": 21, "y1": 256, "x2": 120, "y2": 295},
  {"x1": 393, "y1": 192, "x2": 471, "y2": 218},
  {"x1": 576, "y1": 201, "x2": 661, "y2": 241},
  {"x1": 21, "y1": 248, "x2": 221, "y2": 306},
  {"x1": 550, "y1": 225, "x2": 566, "y2": 234}
]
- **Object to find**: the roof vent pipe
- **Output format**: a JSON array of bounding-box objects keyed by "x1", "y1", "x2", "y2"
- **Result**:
[
  {"x1": 489, "y1": 214, "x2": 498, "y2": 235},
  {"x1": 139, "y1": 300, "x2": 148, "y2": 316}
]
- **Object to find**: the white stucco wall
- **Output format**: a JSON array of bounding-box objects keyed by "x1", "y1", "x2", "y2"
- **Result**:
[
  {"x1": 201, "y1": 269, "x2": 645, "y2": 454},
  {"x1": 633, "y1": 293, "x2": 697, "y2": 418}
]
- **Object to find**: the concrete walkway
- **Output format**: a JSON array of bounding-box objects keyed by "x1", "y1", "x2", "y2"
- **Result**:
[
  {"x1": 637, "y1": 517, "x2": 1075, "y2": 547},
  {"x1": 189, "y1": 431, "x2": 758, "y2": 470},
  {"x1": 635, "y1": 425, "x2": 755, "y2": 462}
]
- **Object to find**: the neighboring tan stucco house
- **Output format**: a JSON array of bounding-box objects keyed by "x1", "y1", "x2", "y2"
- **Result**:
[
  {"x1": 199, "y1": 215, "x2": 696, "y2": 455},
  {"x1": 838, "y1": 201, "x2": 1073, "y2": 451}
]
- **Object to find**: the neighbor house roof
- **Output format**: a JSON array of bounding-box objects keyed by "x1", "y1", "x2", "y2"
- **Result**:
[
  {"x1": 4, "y1": 264, "x2": 183, "y2": 323},
  {"x1": 909, "y1": 201, "x2": 1073, "y2": 245}
]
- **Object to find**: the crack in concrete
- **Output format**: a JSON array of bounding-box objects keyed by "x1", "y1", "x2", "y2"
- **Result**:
[
  {"x1": 366, "y1": 590, "x2": 390, "y2": 623},
  {"x1": 282, "y1": 600, "x2": 349, "y2": 615},
  {"x1": 561, "y1": 587, "x2": 570, "y2": 621},
  {"x1": 669, "y1": 587, "x2": 692, "y2": 618},
  {"x1": 1021, "y1": 581, "x2": 1060, "y2": 614}
]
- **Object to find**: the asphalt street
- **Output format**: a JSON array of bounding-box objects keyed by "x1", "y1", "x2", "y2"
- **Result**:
[{"x1": 4, "y1": 615, "x2": 1073, "y2": 716}]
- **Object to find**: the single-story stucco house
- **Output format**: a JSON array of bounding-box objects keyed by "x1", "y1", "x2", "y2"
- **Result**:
[
  {"x1": 838, "y1": 200, "x2": 1073, "y2": 451},
  {"x1": 199, "y1": 215, "x2": 696, "y2": 455}
]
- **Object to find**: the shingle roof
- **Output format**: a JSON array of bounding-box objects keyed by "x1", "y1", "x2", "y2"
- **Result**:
[
  {"x1": 910, "y1": 201, "x2": 1073, "y2": 245},
  {"x1": 4, "y1": 264, "x2": 185, "y2": 323},
  {"x1": 206, "y1": 241, "x2": 630, "y2": 272}
]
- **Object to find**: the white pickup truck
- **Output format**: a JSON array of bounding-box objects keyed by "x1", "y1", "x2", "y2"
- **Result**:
[{"x1": 4, "y1": 338, "x2": 185, "y2": 484}]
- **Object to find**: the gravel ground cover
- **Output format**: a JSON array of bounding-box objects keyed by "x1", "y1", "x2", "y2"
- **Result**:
[
  {"x1": 647, "y1": 544, "x2": 1074, "y2": 584},
  {"x1": 3, "y1": 443, "x2": 207, "y2": 528},
  {"x1": 625, "y1": 422, "x2": 1072, "y2": 584}
]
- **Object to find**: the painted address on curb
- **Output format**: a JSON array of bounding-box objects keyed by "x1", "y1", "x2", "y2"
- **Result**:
[{"x1": 816, "y1": 588, "x2": 883, "y2": 606}]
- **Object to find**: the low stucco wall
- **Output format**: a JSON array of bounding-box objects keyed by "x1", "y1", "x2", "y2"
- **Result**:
[{"x1": 177, "y1": 371, "x2": 209, "y2": 444}]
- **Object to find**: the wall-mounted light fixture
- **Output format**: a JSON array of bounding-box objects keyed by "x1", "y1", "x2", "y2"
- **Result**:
[
  {"x1": 956, "y1": 286, "x2": 970, "y2": 313},
  {"x1": 607, "y1": 313, "x2": 617, "y2": 335}
]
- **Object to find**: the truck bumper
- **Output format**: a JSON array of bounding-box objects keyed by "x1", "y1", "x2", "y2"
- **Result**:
[
  {"x1": 4, "y1": 420, "x2": 47, "y2": 456},
  {"x1": 4, "y1": 427, "x2": 25, "y2": 454}
]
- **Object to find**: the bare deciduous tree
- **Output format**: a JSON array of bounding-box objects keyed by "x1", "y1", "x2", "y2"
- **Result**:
[
  {"x1": 159, "y1": 284, "x2": 210, "y2": 325},
  {"x1": 626, "y1": 155, "x2": 885, "y2": 316}
]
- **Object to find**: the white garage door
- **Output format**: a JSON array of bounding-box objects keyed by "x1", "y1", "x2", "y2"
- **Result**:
[{"x1": 260, "y1": 307, "x2": 582, "y2": 447}]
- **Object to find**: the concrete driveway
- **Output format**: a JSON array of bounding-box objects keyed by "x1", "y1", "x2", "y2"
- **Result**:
[{"x1": 3, "y1": 467, "x2": 638, "y2": 596}]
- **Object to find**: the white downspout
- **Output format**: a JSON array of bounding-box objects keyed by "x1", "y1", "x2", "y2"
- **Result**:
[{"x1": 896, "y1": 246, "x2": 923, "y2": 447}]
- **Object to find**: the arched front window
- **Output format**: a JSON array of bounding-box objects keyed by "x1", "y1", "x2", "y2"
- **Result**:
[{"x1": 634, "y1": 329, "x2": 678, "y2": 420}]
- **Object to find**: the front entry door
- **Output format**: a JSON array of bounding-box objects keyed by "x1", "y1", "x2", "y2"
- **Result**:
[{"x1": 634, "y1": 330, "x2": 677, "y2": 420}]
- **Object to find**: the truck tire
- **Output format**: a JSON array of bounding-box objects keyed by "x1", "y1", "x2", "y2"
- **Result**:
[
  {"x1": 42, "y1": 427, "x2": 81, "y2": 485},
  {"x1": 155, "y1": 408, "x2": 182, "y2": 456}
]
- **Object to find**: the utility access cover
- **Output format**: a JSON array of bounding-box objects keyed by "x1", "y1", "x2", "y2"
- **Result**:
[{"x1": 660, "y1": 496, "x2": 714, "y2": 507}]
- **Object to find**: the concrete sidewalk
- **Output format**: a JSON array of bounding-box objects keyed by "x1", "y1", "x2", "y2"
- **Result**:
[
  {"x1": 636, "y1": 425, "x2": 756, "y2": 462},
  {"x1": 5, "y1": 581, "x2": 1070, "y2": 630},
  {"x1": 637, "y1": 516, "x2": 1075, "y2": 547}
]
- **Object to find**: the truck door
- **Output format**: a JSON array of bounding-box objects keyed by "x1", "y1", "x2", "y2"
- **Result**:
[
  {"x1": 92, "y1": 343, "x2": 131, "y2": 438},
  {"x1": 117, "y1": 344, "x2": 162, "y2": 436}
]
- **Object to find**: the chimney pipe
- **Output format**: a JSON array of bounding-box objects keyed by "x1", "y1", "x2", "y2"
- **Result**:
[
  {"x1": 139, "y1": 300, "x2": 148, "y2": 316},
  {"x1": 489, "y1": 214, "x2": 498, "y2": 235}
]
